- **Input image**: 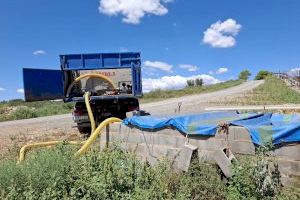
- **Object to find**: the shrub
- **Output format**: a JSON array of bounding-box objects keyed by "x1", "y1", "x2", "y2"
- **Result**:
[
  {"x1": 176, "y1": 155, "x2": 227, "y2": 200},
  {"x1": 255, "y1": 70, "x2": 271, "y2": 80},
  {"x1": 239, "y1": 70, "x2": 251, "y2": 80},
  {"x1": 228, "y1": 145, "x2": 282, "y2": 200}
]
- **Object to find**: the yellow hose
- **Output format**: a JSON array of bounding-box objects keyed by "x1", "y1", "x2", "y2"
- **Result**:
[
  {"x1": 84, "y1": 92, "x2": 96, "y2": 134},
  {"x1": 18, "y1": 74, "x2": 122, "y2": 162},
  {"x1": 18, "y1": 141, "x2": 83, "y2": 163},
  {"x1": 75, "y1": 117, "x2": 122, "y2": 156},
  {"x1": 18, "y1": 96, "x2": 122, "y2": 162},
  {"x1": 66, "y1": 73, "x2": 116, "y2": 97}
]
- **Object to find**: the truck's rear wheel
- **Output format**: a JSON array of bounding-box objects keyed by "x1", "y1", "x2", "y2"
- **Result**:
[{"x1": 77, "y1": 124, "x2": 91, "y2": 134}]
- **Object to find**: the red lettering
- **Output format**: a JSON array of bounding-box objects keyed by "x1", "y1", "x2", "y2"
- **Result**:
[{"x1": 95, "y1": 71, "x2": 116, "y2": 77}]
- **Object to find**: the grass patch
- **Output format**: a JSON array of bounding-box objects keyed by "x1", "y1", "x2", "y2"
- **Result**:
[
  {"x1": 253, "y1": 75, "x2": 300, "y2": 104},
  {"x1": 0, "y1": 143, "x2": 299, "y2": 199},
  {"x1": 223, "y1": 76, "x2": 300, "y2": 105},
  {"x1": 141, "y1": 79, "x2": 244, "y2": 103},
  {"x1": 0, "y1": 99, "x2": 74, "y2": 122}
]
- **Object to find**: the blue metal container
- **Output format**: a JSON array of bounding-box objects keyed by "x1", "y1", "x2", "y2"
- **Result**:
[
  {"x1": 23, "y1": 68, "x2": 63, "y2": 102},
  {"x1": 60, "y1": 52, "x2": 141, "y2": 70},
  {"x1": 23, "y1": 52, "x2": 142, "y2": 102}
]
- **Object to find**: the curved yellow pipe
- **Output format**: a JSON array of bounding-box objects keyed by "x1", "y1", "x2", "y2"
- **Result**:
[
  {"x1": 75, "y1": 117, "x2": 122, "y2": 156},
  {"x1": 18, "y1": 87, "x2": 123, "y2": 163},
  {"x1": 84, "y1": 92, "x2": 96, "y2": 134},
  {"x1": 66, "y1": 73, "x2": 116, "y2": 97},
  {"x1": 18, "y1": 141, "x2": 83, "y2": 163}
]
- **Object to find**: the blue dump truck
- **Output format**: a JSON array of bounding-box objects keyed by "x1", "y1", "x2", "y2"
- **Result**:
[{"x1": 23, "y1": 52, "x2": 142, "y2": 133}]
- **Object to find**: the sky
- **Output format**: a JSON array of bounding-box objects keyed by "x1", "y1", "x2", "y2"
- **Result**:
[{"x1": 1, "y1": 0, "x2": 300, "y2": 100}]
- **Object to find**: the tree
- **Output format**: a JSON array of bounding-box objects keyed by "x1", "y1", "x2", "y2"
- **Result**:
[
  {"x1": 239, "y1": 70, "x2": 251, "y2": 80},
  {"x1": 255, "y1": 70, "x2": 271, "y2": 80},
  {"x1": 195, "y1": 78, "x2": 203, "y2": 86},
  {"x1": 187, "y1": 79, "x2": 195, "y2": 87}
]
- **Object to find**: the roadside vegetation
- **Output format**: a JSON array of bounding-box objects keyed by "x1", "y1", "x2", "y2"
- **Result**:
[
  {"x1": 254, "y1": 75, "x2": 300, "y2": 104},
  {"x1": 0, "y1": 99, "x2": 74, "y2": 122},
  {"x1": 0, "y1": 143, "x2": 298, "y2": 199},
  {"x1": 222, "y1": 75, "x2": 300, "y2": 105},
  {"x1": 255, "y1": 70, "x2": 272, "y2": 80},
  {"x1": 141, "y1": 79, "x2": 244, "y2": 103}
]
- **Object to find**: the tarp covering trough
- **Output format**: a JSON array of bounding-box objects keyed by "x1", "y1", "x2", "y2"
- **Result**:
[{"x1": 123, "y1": 111, "x2": 300, "y2": 145}]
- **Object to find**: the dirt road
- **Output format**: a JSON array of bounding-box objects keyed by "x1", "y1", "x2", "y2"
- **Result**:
[{"x1": 0, "y1": 80, "x2": 263, "y2": 151}]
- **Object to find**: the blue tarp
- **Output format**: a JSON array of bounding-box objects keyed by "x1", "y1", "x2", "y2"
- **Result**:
[{"x1": 123, "y1": 111, "x2": 300, "y2": 145}]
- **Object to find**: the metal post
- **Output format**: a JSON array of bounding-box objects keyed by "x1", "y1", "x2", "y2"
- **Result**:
[{"x1": 106, "y1": 124, "x2": 110, "y2": 148}]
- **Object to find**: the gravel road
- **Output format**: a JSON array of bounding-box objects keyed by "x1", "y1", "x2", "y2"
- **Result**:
[{"x1": 0, "y1": 80, "x2": 263, "y2": 151}]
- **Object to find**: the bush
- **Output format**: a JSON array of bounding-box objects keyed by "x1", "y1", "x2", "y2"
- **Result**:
[
  {"x1": 255, "y1": 70, "x2": 271, "y2": 80},
  {"x1": 239, "y1": 70, "x2": 251, "y2": 80},
  {"x1": 228, "y1": 145, "x2": 281, "y2": 200}
]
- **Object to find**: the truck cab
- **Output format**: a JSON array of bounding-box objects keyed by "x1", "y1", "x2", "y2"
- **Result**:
[{"x1": 23, "y1": 52, "x2": 142, "y2": 133}]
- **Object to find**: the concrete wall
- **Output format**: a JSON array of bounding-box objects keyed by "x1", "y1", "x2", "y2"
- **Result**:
[{"x1": 100, "y1": 123, "x2": 300, "y2": 187}]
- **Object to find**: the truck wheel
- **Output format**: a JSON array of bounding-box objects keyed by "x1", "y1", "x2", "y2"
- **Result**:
[{"x1": 77, "y1": 124, "x2": 91, "y2": 134}]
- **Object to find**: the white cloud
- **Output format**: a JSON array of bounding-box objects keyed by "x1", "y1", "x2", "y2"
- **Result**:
[
  {"x1": 216, "y1": 67, "x2": 229, "y2": 74},
  {"x1": 99, "y1": 0, "x2": 173, "y2": 24},
  {"x1": 209, "y1": 67, "x2": 229, "y2": 74},
  {"x1": 17, "y1": 88, "x2": 24, "y2": 93},
  {"x1": 288, "y1": 68, "x2": 300, "y2": 77},
  {"x1": 143, "y1": 74, "x2": 220, "y2": 92},
  {"x1": 203, "y1": 18, "x2": 242, "y2": 48},
  {"x1": 33, "y1": 50, "x2": 46, "y2": 55},
  {"x1": 0, "y1": 87, "x2": 6, "y2": 91},
  {"x1": 179, "y1": 64, "x2": 198, "y2": 72},
  {"x1": 144, "y1": 60, "x2": 173, "y2": 72}
]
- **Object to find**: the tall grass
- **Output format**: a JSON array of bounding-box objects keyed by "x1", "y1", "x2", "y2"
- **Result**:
[{"x1": 142, "y1": 79, "x2": 244, "y2": 103}]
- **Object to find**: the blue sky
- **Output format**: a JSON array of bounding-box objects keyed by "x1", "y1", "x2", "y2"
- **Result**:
[{"x1": 1, "y1": 0, "x2": 300, "y2": 100}]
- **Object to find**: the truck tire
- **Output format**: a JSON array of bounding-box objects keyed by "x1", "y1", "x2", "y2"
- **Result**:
[{"x1": 77, "y1": 124, "x2": 91, "y2": 134}]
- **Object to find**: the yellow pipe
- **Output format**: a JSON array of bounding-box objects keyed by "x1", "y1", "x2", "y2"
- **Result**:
[
  {"x1": 18, "y1": 141, "x2": 83, "y2": 163},
  {"x1": 66, "y1": 73, "x2": 116, "y2": 97},
  {"x1": 84, "y1": 92, "x2": 96, "y2": 134},
  {"x1": 18, "y1": 85, "x2": 122, "y2": 162},
  {"x1": 75, "y1": 117, "x2": 122, "y2": 156}
]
